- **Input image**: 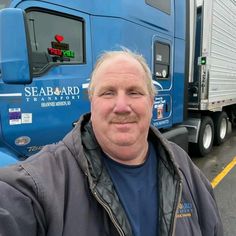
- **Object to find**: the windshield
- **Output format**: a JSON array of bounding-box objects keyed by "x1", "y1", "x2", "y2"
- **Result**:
[{"x1": 26, "y1": 10, "x2": 85, "y2": 74}]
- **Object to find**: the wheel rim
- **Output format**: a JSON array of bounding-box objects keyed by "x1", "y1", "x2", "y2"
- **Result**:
[
  {"x1": 203, "y1": 124, "x2": 212, "y2": 149},
  {"x1": 220, "y1": 118, "x2": 227, "y2": 139}
]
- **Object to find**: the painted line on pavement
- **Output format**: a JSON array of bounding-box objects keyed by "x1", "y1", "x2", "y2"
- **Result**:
[{"x1": 211, "y1": 156, "x2": 236, "y2": 188}]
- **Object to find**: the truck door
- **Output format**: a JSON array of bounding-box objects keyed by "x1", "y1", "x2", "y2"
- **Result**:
[
  {"x1": 152, "y1": 39, "x2": 173, "y2": 129},
  {"x1": 0, "y1": 2, "x2": 92, "y2": 158}
]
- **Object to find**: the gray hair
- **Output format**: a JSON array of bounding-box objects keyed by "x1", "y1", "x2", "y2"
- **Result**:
[{"x1": 88, "y1": 48, "x2": 157, "y2": 98}]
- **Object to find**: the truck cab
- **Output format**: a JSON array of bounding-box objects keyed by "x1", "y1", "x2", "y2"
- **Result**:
[{"x1": 0, "y1": 0, "x2": 188, "y2": 166}]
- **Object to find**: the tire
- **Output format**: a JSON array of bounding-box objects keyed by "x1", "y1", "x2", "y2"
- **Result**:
[
  {"x1": 196, "y1": 116, "x2": 214, "y2": 157},
  {"x1": 213, "y1": 111, "x2": 228, "y2": 145}
]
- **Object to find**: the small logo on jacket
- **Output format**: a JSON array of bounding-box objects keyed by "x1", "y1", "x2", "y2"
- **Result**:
[{"x1": 176, "y1": 202, "x2": 193, "y2": 218}]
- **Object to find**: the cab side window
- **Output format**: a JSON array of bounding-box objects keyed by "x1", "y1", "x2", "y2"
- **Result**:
[
  {"x1": 26, "y1": 10, "x2": 85, "y2": 74},
  {"x1": 145, "y1": 0, "x2": 171, "y2": 14}
]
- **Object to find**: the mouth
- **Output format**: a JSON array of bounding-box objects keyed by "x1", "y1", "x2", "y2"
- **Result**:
[
  {"x1": 111, "y1": 122, "x2": 136, "y2": 132},
  {"x1": 112, "y1": 121, "x2": 136, "y2": 124}
]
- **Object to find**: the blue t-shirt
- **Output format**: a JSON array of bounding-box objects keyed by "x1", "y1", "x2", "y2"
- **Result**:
[{"x1": 103, "y1": 142, "x2": 158, "y2": 236}]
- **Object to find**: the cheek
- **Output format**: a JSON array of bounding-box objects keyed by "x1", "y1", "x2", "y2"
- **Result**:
[
  {"x1": 147, "y1": 99, "x2": 154, "y2": 114},
  {"x1": 137, "y1": 99, "x2": 153, "y2": 116},
  {"x1": 90, "y1": 99, "x2": 100, "y2": 122},
  {"x1": 91, "y1": 99, "x2": 112, "y2": 119},
  {"x1": 140, "y1": 101, "x2": 154, "y2": 124}
]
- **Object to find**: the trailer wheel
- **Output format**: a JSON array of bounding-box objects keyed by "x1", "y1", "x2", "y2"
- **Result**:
[
  {"x1": 197, "y1": 116, "x2": 214, "y2": 156},
  {"x1": 213, "y1": 111, "x2": 228, "y2": 145}
]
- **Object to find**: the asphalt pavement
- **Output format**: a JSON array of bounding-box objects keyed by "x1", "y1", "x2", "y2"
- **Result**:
[
  {"x1": 214, "y1": 166, "x2": 236, "y2": 236},
  {"x1": 192, "y1": 128, "x2": 236, "y2": 236}
]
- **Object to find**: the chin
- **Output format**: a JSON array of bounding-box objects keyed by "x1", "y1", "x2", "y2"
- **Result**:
[
  {"x1": 111, "y1": 133, "x2": 139, "y2": 144},
  {"x1": 112, "y1": 139, "x2": 136, "y2": 147}
]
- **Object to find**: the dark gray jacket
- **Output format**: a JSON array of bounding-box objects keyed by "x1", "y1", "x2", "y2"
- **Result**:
[{"x1": 0, "y1": 114, "x2": 223, "y2": 236}]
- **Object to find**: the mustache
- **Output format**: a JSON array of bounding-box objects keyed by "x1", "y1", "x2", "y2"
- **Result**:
[{"x1": 110, "y1": 115, "x2": 138, "y2": 123}]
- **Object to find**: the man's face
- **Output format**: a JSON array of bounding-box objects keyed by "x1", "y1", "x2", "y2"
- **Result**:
[{"x1": 90, "y1": 54, "x2": 153, "y2": 154}]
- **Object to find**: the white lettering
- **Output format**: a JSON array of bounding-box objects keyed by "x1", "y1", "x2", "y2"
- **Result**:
[
  {"x1": 60, "y1": 87, "x2": 67, "y2": 95},
  {"x1": 47, "y1": 87, "x2": 54, "y2": 96},
  {"x1": 24, "y1": 86, "x2": 81, "y2": 105},
  {"x1": 67, "y1": 86, "x2": 73, "y2": 95},
  {"x1": 73, "y1": 86, "x2": 80, "y2": 95},
  {"x1": 25, "y1": 86, "x2": 80, "y2": 97},
  {"x1": 38, "y1": 87, "x2": 47, "y2": 96},
  {"x1": 25, "y1": 87, "x2": 31, "y2": 96},
  {"x1": 32, "y1": 87, "x2": 38, "y2": 96}
]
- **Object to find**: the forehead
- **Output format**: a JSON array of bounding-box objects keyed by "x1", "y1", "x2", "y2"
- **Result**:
[{"x1": 93, "y1": 54, "x2": 146, "y2": 84}]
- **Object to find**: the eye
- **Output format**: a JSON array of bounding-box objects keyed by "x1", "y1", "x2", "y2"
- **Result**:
[
  {"x1": 130, "y1": 91, "x2": 139, "y2": 95},
  {"x1": 100, "y1": 90, "x2": 115, "y2": 97},
  {"x1": 128, "y1": 90, "x2": 144, "y2": 97}
]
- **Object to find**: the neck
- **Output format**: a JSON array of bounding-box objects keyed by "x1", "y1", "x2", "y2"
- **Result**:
[{"x1": 102, "y1": 141, "x2": 149, "y2": 165}]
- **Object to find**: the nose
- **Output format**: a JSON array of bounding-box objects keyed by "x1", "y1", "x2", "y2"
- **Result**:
[{"x1": 113, "y1": 93, "x2": 132, "y2": 114}]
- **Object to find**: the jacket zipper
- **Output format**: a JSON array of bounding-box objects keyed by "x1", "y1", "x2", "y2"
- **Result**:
[
  {"x1": 171, "y1": 181, "x2": 183, "y2": 236},
  {"x1": 92, "y1": 190, "x2": 125, "y2": 236}
]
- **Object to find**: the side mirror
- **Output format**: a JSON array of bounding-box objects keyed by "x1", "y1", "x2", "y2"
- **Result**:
[{"x1": 0, "y1": 8, "x2": 32, "y2": 84}]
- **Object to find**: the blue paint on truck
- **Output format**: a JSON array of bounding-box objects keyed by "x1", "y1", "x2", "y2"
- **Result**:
[{"x1": 0, "y1": 0, "x2": 189, "y2": 166}]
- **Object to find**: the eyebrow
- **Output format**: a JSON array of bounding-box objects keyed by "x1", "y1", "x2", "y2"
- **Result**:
[
  {"x1": 93, "y1": 85, "x2": 115, "y2": 95},
  {"x1": 95, "y1": 85, "x2": 148, "y2": 94}
]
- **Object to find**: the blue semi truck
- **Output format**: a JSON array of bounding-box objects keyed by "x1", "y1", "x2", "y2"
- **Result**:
[{"x1": 1, "y1": 0, "x2": 235, "y2": 166}]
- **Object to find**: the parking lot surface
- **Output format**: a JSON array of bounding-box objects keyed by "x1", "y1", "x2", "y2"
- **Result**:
[{"x1": 192, "y1": 129, "x2": 236, "y2": 236}]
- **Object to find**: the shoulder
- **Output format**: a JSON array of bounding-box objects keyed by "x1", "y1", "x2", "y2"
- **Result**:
[
  {"x1": 168, "y1": 142, "x2": 216, "y2": 205},
  {"x1": 168, "y1": 142, "x2": 210, "y2": 185},
  {"x1": 149, "y1": 127, "x2": 199, "y2": 179},
  {"x1": 168, "y1": 142, "x2": 195, "y2": 170},
  {"x1": 22, "y1": 140, "x2": 73, "y2": 176},
  {"x1": 0, "y1": 140, "x2": 75, "y2": 196}
]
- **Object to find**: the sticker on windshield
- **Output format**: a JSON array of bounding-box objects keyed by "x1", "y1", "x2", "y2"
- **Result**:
[{"x1": 48, "y1": 34, "x2": 75, "y2": 60}]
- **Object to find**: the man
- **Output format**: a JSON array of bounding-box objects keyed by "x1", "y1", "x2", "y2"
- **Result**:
[{"x1": 0, "y1": 49, "x2": 223, "y2": 236}]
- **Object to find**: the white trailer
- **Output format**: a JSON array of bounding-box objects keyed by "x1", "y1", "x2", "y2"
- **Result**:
[{"x1": 184, "y1": 0, "x2": 236, "y2": 156}]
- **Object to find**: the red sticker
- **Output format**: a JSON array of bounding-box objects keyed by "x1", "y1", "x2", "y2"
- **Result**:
[{"x1": 55, "y1": 34, "x2": 64, "y2": 43}]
